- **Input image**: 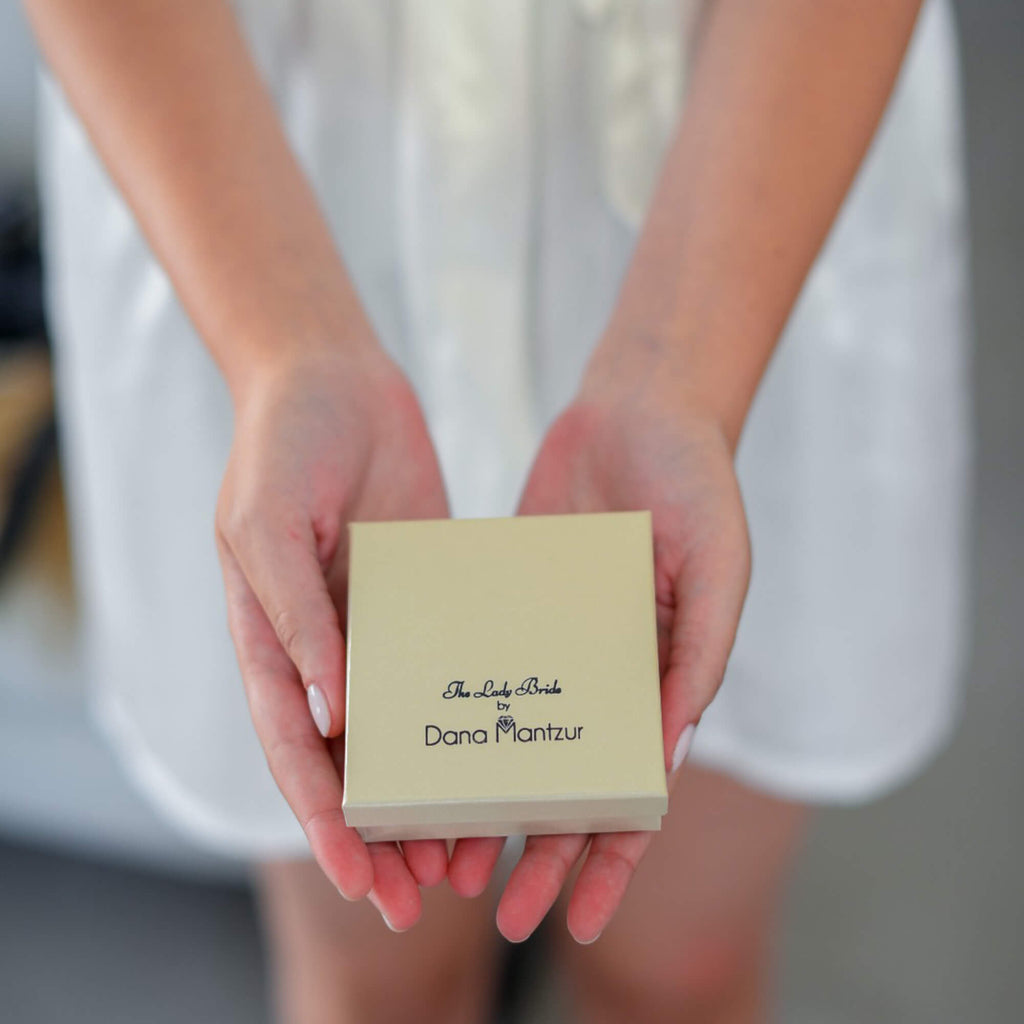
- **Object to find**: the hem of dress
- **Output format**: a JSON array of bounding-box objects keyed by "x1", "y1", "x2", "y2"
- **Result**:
[
  {"x1": 688, "y1": 683, "x2": 963, "y2": 807},
  {"x1": 90, "y1": 687, "x2": 313, "y2": 862},
  {"x1": 89, "y1": 670, "x2": 964, "y2": 859}
]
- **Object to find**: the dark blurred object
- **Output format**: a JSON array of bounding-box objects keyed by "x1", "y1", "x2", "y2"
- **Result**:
[
  {"x1": 0, "y1": 191, "x2": 46, "y2": 341},
  {"x1": 0, "y1": 188, "x2": 56, "y2": 582}
]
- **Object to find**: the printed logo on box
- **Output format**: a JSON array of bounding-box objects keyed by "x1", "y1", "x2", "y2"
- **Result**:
[{"x1": 424, "y1": 677, "x2": 584, "y2": 747}]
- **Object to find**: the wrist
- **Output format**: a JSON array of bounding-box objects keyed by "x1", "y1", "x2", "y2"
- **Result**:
[
  {"x1": 579, "y1": 327, "x2": 747, "y2": 456},
  {"x1": 227, "y1": 325, "x2": 396, "y2": 422},
  {"x1": 219, "y1": 306, "x2": 385, "y2": 411}
]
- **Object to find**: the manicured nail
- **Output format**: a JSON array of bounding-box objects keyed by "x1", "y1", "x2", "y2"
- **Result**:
[
  {"x1": 366, "y1": 889, "x2": 401, "y2": 933},
  {"x1": 670, "y1": 723, "x2": 696, "y2": 776},
  {"x1": 307, "y1": 684, "x2": 332, "y2": 737}
]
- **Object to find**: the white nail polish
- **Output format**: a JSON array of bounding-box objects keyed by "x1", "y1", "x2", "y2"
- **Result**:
[
  {"x1": 367, "y1": 889, "x2": 400, "y2": 933},
  {"x1": 670, "y1": 723, "x2": 696, "y2": 775},
  {"x1": 307, "y1": 684, "x2": 332, "y2": 737}
]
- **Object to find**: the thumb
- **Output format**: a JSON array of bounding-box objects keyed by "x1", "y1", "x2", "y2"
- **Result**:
[
  {"x1": 219, "y1": 512, "x2": 346, "y2": 738},
  {"x1": 660, "y1": 534, "x2": 750, "y2": 779}
]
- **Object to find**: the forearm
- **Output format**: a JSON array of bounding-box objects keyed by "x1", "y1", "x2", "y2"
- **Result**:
[
  {"x1": 25, "y1": 0, "x2": 376, "y2": 401},
  {"x1": 586, "y1": 0, "x2": 923, "y2": 449}
]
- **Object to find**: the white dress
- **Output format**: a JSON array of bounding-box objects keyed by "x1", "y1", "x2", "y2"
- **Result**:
[{"x1": 38, "y1": 0, "x2": 971, "y2": 857}]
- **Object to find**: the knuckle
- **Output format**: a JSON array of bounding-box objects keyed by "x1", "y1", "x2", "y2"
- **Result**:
[
  {"x1": 272, "y1": 607, "x2": 303, "y2": 662},
  {"x1": 300, "y1": 805, "x2": 347, "y2": 838},
  {"x1": 525, "y1": 837, "x2": 582, "y2": 879},
  {"x1": 216, "y1": 497, "x2": 256, "y2": 550},
  {"x1": 595, "y1": 841, "x2": 643, "y2": 878}
]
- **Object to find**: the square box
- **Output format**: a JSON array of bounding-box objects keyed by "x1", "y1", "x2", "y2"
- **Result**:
[{"x1": 342, "y1": 511, "x2": 668, "y2": 841}]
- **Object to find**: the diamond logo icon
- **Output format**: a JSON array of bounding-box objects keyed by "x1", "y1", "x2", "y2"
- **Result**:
[{"x1": 496, "y1": 714, "x2": 515, "y2": 734}]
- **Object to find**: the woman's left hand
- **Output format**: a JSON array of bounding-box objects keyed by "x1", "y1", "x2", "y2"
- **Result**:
[{"x1": 447, "y1": 351, "x2": 752, "y2": 943}]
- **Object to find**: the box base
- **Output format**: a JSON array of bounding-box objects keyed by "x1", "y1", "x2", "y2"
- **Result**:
[
  {"x1": 353, "y1": 815, "x2": 664, "y2": 843},
  {"x1": 344, "y1": 794, "x2": 668, "y2": 843}
]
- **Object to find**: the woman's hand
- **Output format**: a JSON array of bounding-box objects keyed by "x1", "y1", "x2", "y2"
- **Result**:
[
  {"x1": 215, "y1": 345, "x2": 450, "y2": 932},
  {"x1": 448, "y1": 347, "x2": 751, "y2": 944}
]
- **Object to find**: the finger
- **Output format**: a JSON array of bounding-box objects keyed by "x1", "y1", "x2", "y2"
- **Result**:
[
  {"x1": 565, "y1": 831, "x2": 653, "y2": 944},
  {"x1": 219, "y1": 543, "x2": 373, "y2": 900},
  {"x1": 660, "y1": 525, "x2": 750, "y2": 776},
  {"x1": 448, "y1": 836, "x2": 507, "y2": 898},
  {"x1": 367, "y1": 842, "x2": 423, "y2": 932},
  {"x1": 401, "y1": 839, "x2": 450, "y2": 889},
  {"x1": 220, "y1": 508, "x2": 346, "y2": 737},
  {"x1": 495, "y1": 833, "x2": 589, "y2": 943}
]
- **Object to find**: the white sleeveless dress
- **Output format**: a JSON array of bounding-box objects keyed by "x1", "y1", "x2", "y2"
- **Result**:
[{"x1": 38, "y1": 0, "x2": 971, "y2": 856}]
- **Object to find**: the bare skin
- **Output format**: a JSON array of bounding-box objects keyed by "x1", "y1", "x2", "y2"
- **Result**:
[
  {"x1": 217, "y1": 349, "x2": 451, "y2": 925},
  {"x1": 256, "y1": 859, "x2": 499, "y2": 1024},
  {"x1": 25, "y1": 0, "x2": 923, "y2": 1020},
  {"x1": 449, "y1": 394, "x2": 751, "y2": 946},
  {"x1": 556, "y1": 765, "x2": 806, "y2": 1024}
]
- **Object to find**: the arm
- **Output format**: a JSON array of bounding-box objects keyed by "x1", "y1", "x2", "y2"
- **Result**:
[
  {"x1": 24, "y1": 0, "x2": 375, "y2": 396},
  {"x1": 589, "y1": 0, "x2": 924, "y2": 449},
  {"x1": 26, "y1": 0, "x2": 449, "y2": 927},
  {"x1": 448, "y1": 0, "x2": 925, "y2": 944}
]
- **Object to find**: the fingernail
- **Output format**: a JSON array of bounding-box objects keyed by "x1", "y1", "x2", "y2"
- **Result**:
[
  {"x1": 577, "y1": 931, "x2": 602, "y2": 946},
  {"x1": 670, "y1": 723, "x2": 696, "y2": 775},
  {"x1": 366, "y1": 889, "x2": 401, "y2": 933},
  {"x1": 307, "y1": 683, "x2": 332, "y2": 737}
]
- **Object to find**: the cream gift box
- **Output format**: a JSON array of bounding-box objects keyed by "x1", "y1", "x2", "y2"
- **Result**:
[{"x1": 341, "y1": 511, "x2": 668, "y2": 842}]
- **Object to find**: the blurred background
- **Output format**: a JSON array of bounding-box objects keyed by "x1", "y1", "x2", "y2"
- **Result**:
[{"x1": 0, "y1": 2, "x2": 1021, "y2": 1022}]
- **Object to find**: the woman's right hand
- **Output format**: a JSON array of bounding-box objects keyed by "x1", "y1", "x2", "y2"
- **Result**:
[{"x1": 215, "y1": 342, "x2": 450, "y2": 932}]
